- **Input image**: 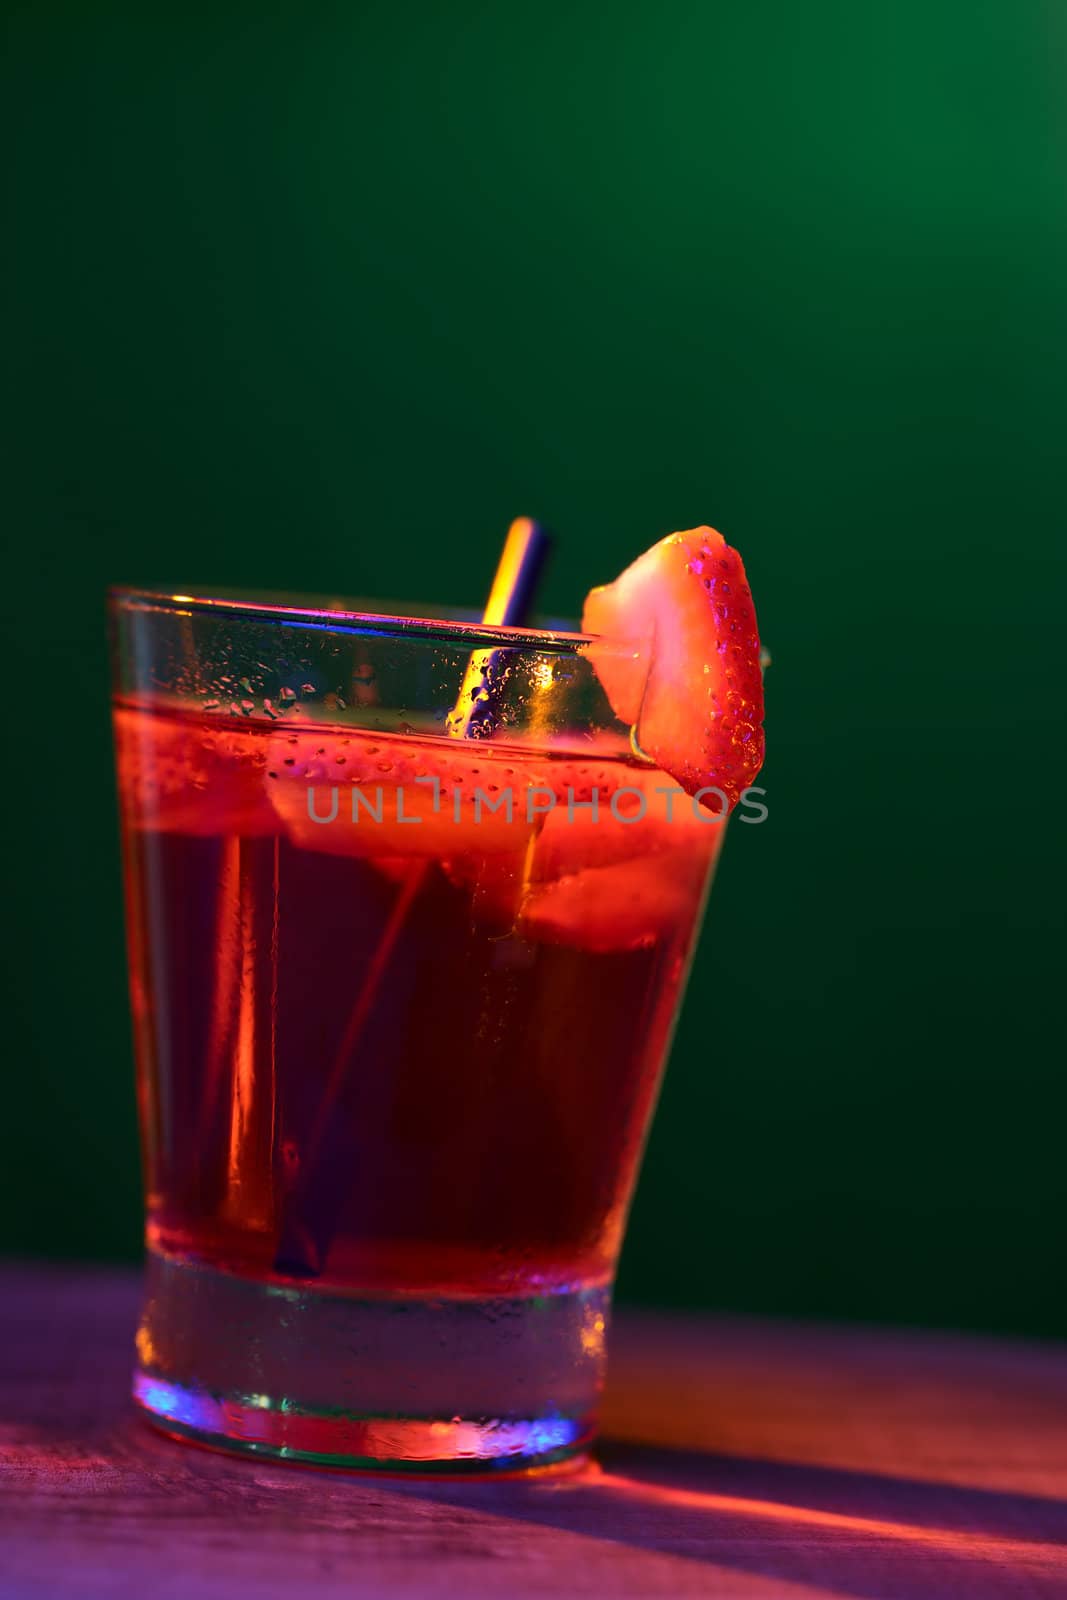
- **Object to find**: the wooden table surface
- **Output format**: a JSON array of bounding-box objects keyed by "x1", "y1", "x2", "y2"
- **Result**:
[{"x1": 3, "y1": 1265, "x2": 1067, "y2": 1598}]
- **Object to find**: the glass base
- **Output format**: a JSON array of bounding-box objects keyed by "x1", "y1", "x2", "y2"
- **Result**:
[{"x1": 133, "y1": 1246, "x2": 607, "y2": 1472}]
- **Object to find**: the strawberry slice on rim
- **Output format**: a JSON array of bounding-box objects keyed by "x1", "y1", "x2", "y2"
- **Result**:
[{"x1": 581, "y1": 526, "x2": 764, "y2": 810}]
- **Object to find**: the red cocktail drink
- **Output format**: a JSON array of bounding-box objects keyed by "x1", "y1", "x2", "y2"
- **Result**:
[{"x1": 112, "y1": 543, "x2": 761, "y2": 1470}]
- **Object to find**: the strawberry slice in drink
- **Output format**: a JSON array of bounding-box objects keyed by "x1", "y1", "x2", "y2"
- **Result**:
[
  {"x1": 514, "y1": 755, "x2": 728, "y2": 951},
  {"x1": 264, "y1": 726, "x2": 541, "y2": 862},
  {"x1": 518, "y1": 832, "x2": 725, "y2": 952},
  {"x1": 582, "y1": 525, "x2": 764, "y2": 810},
  {"x1": 113, "y1": 705, "x2": 278, "y2": 836}
]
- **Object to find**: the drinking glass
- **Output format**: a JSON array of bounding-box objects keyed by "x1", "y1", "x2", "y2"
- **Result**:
[{"x1": 110, "y1": 587, "x2": 725, "y2": 1471}]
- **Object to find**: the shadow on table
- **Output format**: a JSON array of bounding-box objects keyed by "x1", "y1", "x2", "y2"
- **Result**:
[{"x1": 388, "y1": 1436, "x2": 1067, "y2": 1597}]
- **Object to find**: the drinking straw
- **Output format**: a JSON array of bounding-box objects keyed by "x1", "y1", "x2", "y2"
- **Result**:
[
  {"x1": 274, "y1": 518, "x2": 550, "y2": 1277},
  {"x1": 447, "y1": 516, "x2": 549, "y2": 735}
]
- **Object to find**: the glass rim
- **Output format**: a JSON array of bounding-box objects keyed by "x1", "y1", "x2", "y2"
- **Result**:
[{"x1": 108, "y1": 584, "x2": 595, "y2": 654}]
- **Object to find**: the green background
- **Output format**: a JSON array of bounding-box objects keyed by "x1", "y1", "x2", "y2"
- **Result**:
[{"x1": 4, "y1": 3, "x2": 1064, "y2": 1335}]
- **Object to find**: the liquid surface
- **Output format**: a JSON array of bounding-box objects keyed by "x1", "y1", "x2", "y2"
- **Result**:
[{"x1": 115, "y1": 704, "x2": 722, "y2": 1294}]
